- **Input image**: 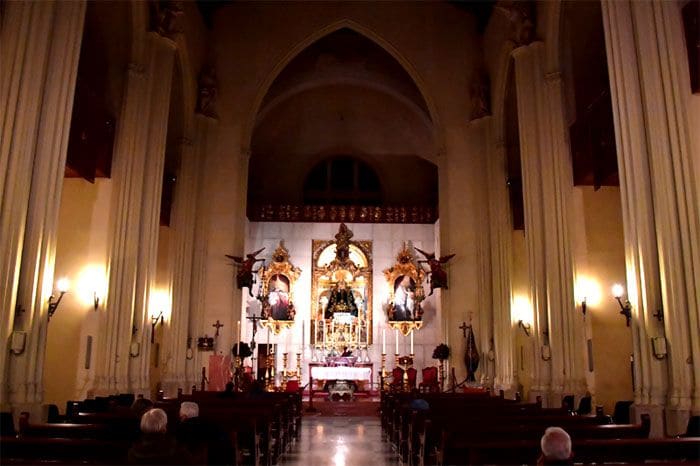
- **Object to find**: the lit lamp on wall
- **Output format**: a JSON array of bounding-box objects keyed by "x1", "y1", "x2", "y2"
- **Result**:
[
  {"x1": 512, "y1": 295, "x2": 533, "y2": 337},
  {"x1": 151, "y1": 311, "x2": 164, "y2": 344},
  {"x1": 48, "y1": 278, "x2": 70, "y2": 320},
  {"x1": 612, "y1": 283, "x2": 632, "y2": 327}
]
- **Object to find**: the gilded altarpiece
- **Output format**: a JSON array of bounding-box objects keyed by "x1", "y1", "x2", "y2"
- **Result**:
[{"x1": 311, "y1": 224, "x2": 373, "y2": 350}]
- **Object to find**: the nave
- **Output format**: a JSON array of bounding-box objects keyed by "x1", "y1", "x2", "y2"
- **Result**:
[{"x1": 282, "y1": 416, "x2": 395, "y2": 466}]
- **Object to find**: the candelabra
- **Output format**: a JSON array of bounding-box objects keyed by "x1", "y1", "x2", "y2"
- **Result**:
[
  {"x1": 380, "y1": 353, "x2": 387, "y2": 390},
  {"x1": 296, "y1": 352, "x2": 302, "y2": 380},
  {"x1": 266, "y1": 351, "x2": 275, "y2": 391},
  {"x1": 282, "y1": 352, "x2": 289, "y2": 387}
]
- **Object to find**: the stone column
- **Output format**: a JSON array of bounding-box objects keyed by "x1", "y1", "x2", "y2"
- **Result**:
[
  {"x1": 487, "y1": 139, "x2": 517, "y2": 396},
  {"x1": 161, "y1": 115, "x2": 214, "y2": 395},
  {"x1": 602, "y1": 0, "x2": 700, "y2": 435},
  {"x1": 0, "y1": 1, "x2": 85, "y2": 409},
  {"x1": 91, "y1": 34, "x2": 175, "y2": 396},
  {"x1": 512, "y1": 42, "x2": 586, "y2": 405}
]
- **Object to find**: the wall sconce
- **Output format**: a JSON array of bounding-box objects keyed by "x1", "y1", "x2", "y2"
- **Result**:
[
  {"x1": 612, "y1": 283, "x2": 632, "y2": 327},
  {"x1": 151, "y1": 311, "x2": 163, "y2": 344},
  {"x1": 93, "y1": 292, "x2": 100, "y2": 311},
  {"x1": 580, "y1": 297, "x2": 587, "y2": 317},
  {"x1": 653, "y1": 308, "x2": 664, "y2": 322},
  {"x1": 48, "y1": 278, "x2": 70, "y2": 320},
  {"x1": 518, "y1": 320, "x2": 531, "y2": 336}
]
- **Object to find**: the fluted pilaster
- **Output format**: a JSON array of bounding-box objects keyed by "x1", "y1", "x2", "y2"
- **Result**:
[
  {"x1": 0, "y1": 0, "x2": 85, "y2": 409},
  {"x1": 91, "y1": 34, "x2": 175, "y2": 396},
  {"x1": 602, "y1": 0, "x2": 700, "y2": 435}
]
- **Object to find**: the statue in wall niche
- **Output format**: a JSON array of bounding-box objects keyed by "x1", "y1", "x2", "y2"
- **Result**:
[
  {"x1": 469, "y1": 71, "x2": 491, "y2": 121},
  {"x1": 151, "y1": 1, "x2": 185, "y2": 38},
  {"x1": 415, "y1": 247, "x2": 456, "y2": 296},
  {"x1": 226, "y1": 247, "x2": 265, "y2": 297},
  {"x1": 196, "y1": 65, "x2": 218, "y2": 118},
  {"x1": 494, "y1": 0, "x2": 535, "y2": 46}
]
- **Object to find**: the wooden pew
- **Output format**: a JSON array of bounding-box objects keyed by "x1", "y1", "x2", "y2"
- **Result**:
[{"x1": 0, "y1": 437, "x2": 130, "y2": 464}]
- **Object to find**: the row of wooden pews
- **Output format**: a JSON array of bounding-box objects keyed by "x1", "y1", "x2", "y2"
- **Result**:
[
  {"x1": 1, "y1": 389, "x2": 302, "y2": 465},
  {"x1": 381, "y1": 390, "x2": 700, "y2": 465}
]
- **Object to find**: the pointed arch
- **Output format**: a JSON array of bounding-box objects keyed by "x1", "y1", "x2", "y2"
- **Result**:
[{"x1": 243, "y1": 19, "x2": 443, "y2": 152}]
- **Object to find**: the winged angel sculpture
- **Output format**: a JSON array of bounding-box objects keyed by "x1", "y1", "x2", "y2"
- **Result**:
[
  {"x1": 226, "y1": 247, "x2": 265, "y2": 297},
  {"x1": 415, "y1": 247, "x2": 456, "y2": 296}
]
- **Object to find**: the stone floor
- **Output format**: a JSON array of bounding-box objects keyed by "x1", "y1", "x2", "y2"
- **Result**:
[{"x1": 281, "y1": 416, "x2": 398, "y2": 466}]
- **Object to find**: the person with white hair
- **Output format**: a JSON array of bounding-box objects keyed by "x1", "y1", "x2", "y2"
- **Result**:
[
  {"x1": 176, "y1": 401, "x2": 233, "y2": 465},
  {"x1": 179, "y1": 401, "x2": 199, "y2": 421},
  {"x1": 538, "y1": 426, "x2": 574, "y2": 465},
  {"x1": 128, "y1": 408, "x2": 191, "y2": 465}
]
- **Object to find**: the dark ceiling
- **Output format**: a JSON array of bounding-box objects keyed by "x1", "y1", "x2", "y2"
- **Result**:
[{"x1": 197, "y1": 0, "x2": 495, "y2": 32}]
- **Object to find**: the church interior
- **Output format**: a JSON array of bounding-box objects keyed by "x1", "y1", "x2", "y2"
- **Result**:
[{"x1": 1, "y1": 0, "x2": 699, "y2": 464}]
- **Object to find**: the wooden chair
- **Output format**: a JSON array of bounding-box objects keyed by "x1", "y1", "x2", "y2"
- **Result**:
[
  {"x1": 419, "y1": 366, "x2": 440, "y2": 393},
  {"x1": 389, "y1": 367, "x2": 405, "y2": 391}
]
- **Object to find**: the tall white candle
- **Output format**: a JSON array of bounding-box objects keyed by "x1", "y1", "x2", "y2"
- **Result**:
[
  {"x1": 395, "y1": 329, "x2": 399, "y2": 355},
  {"x1": 239, "y1": 319, "x2": 243, "y2": 345},
  {"x1": 410, "y1": 331, "x2": 414, "y2": 355},
  {"x1": 301, "y1": 320, "x2": 305, "y2": 348},
  {"x1": 382, "y1": 329, "x2": 386, "y2": 354},
  {"x1": 236, "y1": 320, "x2": 240, "y2": 347},
  {"x1": 267, "y1": 328, "x2": 270, "y2": 346}
]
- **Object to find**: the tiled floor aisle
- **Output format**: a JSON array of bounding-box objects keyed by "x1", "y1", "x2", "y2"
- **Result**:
[{"x1": 281, "y1": 416, "x2": 398, "y2": 466}]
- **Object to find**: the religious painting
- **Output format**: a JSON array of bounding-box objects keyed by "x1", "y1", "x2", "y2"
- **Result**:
[
  {"x1": 311, "y1": 223, "x2": 372, "y2": 352},
  {"x1": 384, "y1": 243, "x2": 426, "y2": 335},
  {"x1": 258, "y1": 241, "x2": 301, "y2": 334}
]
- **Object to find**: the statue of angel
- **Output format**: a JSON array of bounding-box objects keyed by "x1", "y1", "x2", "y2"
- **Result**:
[
  {"x1": 225, "y1": 247, "x2": 265, "y2": 297},
  {"x1": 415, "y1": 247, "x2": 456, "y2": 296}
]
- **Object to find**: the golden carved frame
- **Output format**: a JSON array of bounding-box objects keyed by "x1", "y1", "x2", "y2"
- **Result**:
[
  {"x1": 383, "y1": 242, "x2": 426, "y2": 336},
  {"x1": 310, "y1": 227, "x2": 373, "y2": 346},
  {"x1": 258, "y1": 241, "x2": 301, "y2": 335}
]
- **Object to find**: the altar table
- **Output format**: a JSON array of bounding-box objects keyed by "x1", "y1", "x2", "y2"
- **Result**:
[{"x1": 310, "y1": 366, "x2": 372, "y2": 382}]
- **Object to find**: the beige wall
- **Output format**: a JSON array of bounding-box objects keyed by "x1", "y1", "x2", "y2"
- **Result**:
[
  {"x1": 45, "y1": 179, "x2": 112, "y2": 408},
  {"x1": 576, "y1": 186, "x2": 633, "y2": 414}
]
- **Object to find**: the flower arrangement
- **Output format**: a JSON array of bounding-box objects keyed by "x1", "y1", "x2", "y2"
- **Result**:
[
  {"x1": 432, "y1": 343, "x2": 450, "y2": 361},
  {"x1": 232, "y1": 342, "x2": 253, "y2": 359}
]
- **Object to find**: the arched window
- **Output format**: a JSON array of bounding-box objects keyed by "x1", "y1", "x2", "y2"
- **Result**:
[{"x1": 303, "y1": 156, "x2": 382, "y2": 206}]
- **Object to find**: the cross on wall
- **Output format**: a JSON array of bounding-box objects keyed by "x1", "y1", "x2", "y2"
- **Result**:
[{"x1": 212, "y1": 320, "x2": 224, "y2": 337}]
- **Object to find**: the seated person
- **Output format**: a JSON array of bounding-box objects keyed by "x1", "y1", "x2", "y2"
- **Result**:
[
  {"x1": 538, "y1": 427, "x2": 574, "y2": 465},
  {"x1": 325, "y1": 280, "x2": 358, "y2": 318},
  {"x1": 177, "y1": 402, "x2": 233, "y2": 466},
  {"x1": 341, "y1": 346, "x2": 353, "y2": 357},
  {"x1": 128, "y1": 408, "x2": 192, "y2": 465},
  {"x1": 130, "y1": 396, "x2": 154, "y2": 417}
]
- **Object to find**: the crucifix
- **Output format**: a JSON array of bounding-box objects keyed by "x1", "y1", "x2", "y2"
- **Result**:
[
  {"x1": 212, "y1": 320, "x2": 224, "y2": 337},
  {"x1": 246, "y1": 312, "x2": 265, "y2": 350},
  {"x1": 459, "y1": 321, "x2": 470, "y2": 338}
]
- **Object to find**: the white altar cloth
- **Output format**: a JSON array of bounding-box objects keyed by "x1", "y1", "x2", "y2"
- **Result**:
[{"x1": 311, "y1": 366, "x2": 372, "y2": 382}]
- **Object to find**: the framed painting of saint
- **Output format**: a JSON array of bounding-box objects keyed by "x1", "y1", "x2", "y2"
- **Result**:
[{"x1": 258, "y1": 242, "x2": 301, "y2": 334}]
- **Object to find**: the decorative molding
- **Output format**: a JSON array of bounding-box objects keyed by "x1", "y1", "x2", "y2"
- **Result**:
[
  {"x1": 248, "y1": 204, "x2": 438, "y2": 224},
  {"x1": 495, "y1": 0, "x2": 536, "y2": 47},
  {"x1": 151, "y1": 1, "x2": 185, "y2": 38}
]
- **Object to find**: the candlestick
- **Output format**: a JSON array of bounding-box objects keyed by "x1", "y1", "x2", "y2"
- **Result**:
[
  {"x1": 282, "y1": 352, "x2": 289, "y2": 386},
  {"x1": 382, "y1": 329, "x2": 386, "y2": 354},
  {"x1": 410, "y1": 331, "x2": 414, "y2": 354},
  {"x1": 395, "y1": 329, "x2": 399, "y2": 355}
]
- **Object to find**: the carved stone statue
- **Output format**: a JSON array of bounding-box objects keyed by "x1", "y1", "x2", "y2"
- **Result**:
[
  {"x1": 197, "y1": 65, "x2": 218, "y2": 118},
  {"x1": 469, "y1": 71, "x2": 491, "y2": 121},
  {"x1": 495, "y1": 0, "x2": 535, "y2": 46},
  {"x1": 152, "y1": 1, "x2": 184, "y2": 38},
  {"x1": 334, "y1": 223, "x2": 353, "y2": 264},
  {"x1": 415, "y1": 247, "x2": 456, "y2": 296}
]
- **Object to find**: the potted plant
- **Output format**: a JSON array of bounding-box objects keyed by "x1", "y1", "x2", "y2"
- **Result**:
[{"x1": 432, "y1": 343, "x2": 450, "y2": 391}]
